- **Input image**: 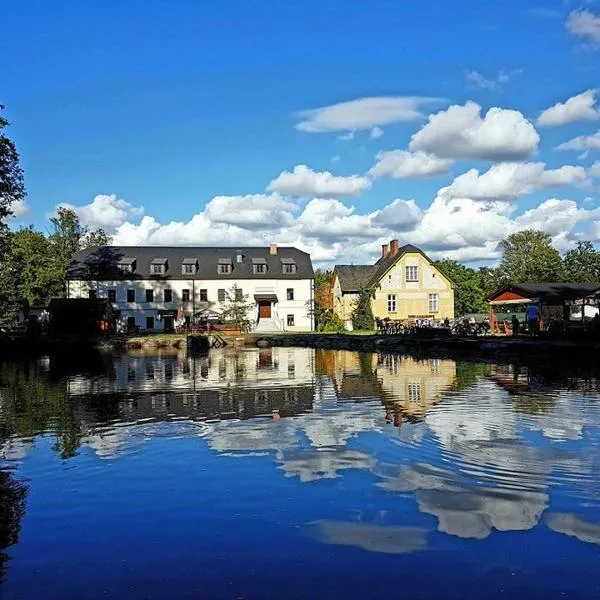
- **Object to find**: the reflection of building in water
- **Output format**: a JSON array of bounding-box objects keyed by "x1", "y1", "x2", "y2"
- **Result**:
[
  {"x1": 61, "y1": 347, "x2": 316, "y2": 423},
  {"x1": 319, "y1": 350, "x2": 456, "y2": 422}
]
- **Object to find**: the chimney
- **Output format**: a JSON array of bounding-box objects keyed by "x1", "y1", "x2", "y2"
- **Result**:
[
  {"x1": 381, "y1": 244, "x2": 389, "y2": 258},
  {"x1": 236, "y1": 250, "x2": 243, "y2": 264},
  {"x1": 269, "y1": 243, "x2": 278, "y2": 255},
  {"x1": 390, "y1": 239, "x2": 399, "y2": 256}
]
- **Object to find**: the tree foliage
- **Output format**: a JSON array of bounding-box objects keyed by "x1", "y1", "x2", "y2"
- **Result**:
[
  {"x1": 351, "y1": 287, "x2": 374, "y2": 330},
  {"x1": 563, "y1": 241, "x2": 600, "y2": 284},
  {"x1": 0, "y1": 106, "x2": 25, "y2": 223},
  {"x1": 497, "y1": 230, "x2": 565, "y2": 284},
  {"x1": 220, "y1": 284, "x2": 255, "y2": 330},
  {"x1": 434, "y1": 259, "x2": 489, "y2": 316}
]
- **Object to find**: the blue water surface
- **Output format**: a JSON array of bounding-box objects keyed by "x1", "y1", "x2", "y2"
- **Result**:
[{"x1": 1, "y1": 348, "x2": 599, "y2": 600}]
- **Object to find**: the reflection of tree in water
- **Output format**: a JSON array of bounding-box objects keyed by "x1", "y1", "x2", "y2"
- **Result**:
[
  {"x1": 0, "y1": 470, "x2": 28, "y2": 583},
  {"x1": 454, "y1": 362, "x2": 489, "y2": 391},
  {"x1": 0, "y1": 362, "x2": 85, "y2": 458}
]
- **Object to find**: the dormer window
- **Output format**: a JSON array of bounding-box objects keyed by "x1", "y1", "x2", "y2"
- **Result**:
[
  {"x1": 252, "y1": 257, "x2": 267, "y2": 274},
  {"x1": 182, "y1": 258, "x2": 197, "y2": 275},
  {"x1": 117, "y1": 257, "x2": 136, "y2": 273},
  {"x1": 150, "y1": 258, "x2": 168, "y2": 275},
  {"x1": 281, "y1": 257, "x2": 297, "y2": 274},
  {"x1": 218, "y1": 258, "x2": 233, "y2": 274}
]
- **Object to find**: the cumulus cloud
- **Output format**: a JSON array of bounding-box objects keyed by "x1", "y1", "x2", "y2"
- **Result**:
[
  {"x1": 372, "y1": 199, "x2": 423, "y2": 230},
  {"x1": 566, "y1": 9, "x2": 600, "y2": 45},
  {"x1": 466, "y1": 69, "x2": 519, "y2": 91},
  {"x1": 538, "y1": 89, "x2": 600, "y2": 126},
  {"x1": 514, "y1": 198, "x2": 600, "y2": 236},
  {"x1": 267, "y1": 165, "x2": 371, "y2": 197},
  {"x1": 58, "y1": 194, "x2": 144, "y2": 231},
  {"x1": 409, "y1": 101, "x2": 540, "y2": 161},
  {"x1": 11, "y1": 199, "x2": 30, "y2": 218},
  {"x1": 370, "y1": 126, "x2": 384, "y2": 139},
  {"x1": 444, "y1": 162, "x2": 588, "y2": 202},
  {"x1": 368, "y1": 150, "x2": 453, "y2": 179},
  {"x1": 294, "y1": 96, "x2": 442, "y2": 133},
  {"x1": 557, "y1": 129, "x2": 600, "y2": 151},
  {"x1": 591, "y1": 161, "x2": 600, "y2": 177}
]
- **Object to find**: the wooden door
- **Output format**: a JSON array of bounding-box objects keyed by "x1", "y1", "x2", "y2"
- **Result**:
[{"x1": 259, "y1": 302, "x2": 271, "y2": 319}]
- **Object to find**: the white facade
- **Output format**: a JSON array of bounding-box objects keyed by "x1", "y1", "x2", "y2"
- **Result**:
[{"x1": 67, "y1": 277, "x2": 314, "y2": 332}]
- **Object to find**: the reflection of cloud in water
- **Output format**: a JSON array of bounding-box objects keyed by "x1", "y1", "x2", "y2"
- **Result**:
[
  {"x1": 279, "y1": 450, "x2": 375, "y2": 482},
  {"x1": 548, "y1": 513, "x2": 600, "y2": 545},
  {"x1": 308, "y1": 520, "x2": 426, "y2": 554},
  {"x1": 1, "y1": 438, "x2": 34, "y2": 461}
]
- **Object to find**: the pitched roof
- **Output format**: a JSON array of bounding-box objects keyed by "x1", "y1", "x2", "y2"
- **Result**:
[
  {"x1": 67, "y1": 246, "x2": 314, "y2": 281},
  {"x1": 487, "y1": 283, "x2": 600, "y2": 303},
  {"x1": 367, "y1": 244, "x2": 436, "y2": 288},
  {"x1": 334, "y1": 265, "x2": 377, "y2": 292}
]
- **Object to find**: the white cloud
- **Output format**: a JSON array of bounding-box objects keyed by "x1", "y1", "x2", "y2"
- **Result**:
[
  {"x1": 444, "y1": 162, "x2": 588, "y2": 202},
  {"x1": 58, "y1": 194, "x2": 144, "y2": 231},
  {"x1": 410, "y1": 101, "x2": 540, "y2": 161},
  {"x1": 295, "y1": 96, "x2": 442, "y2": 133},
  {"x1": 372, "y1": 199, "x2": 423, "y2": 230},
  {"x1": 557, "y1": 129, "x2": 600, "y2": 151},
  {"x1": 370, "y1": 126, "x2": 383, "y2": 139},
  {"x1": 538, "y1": 89, "x2": 600, "y2": 126},
  {"x1": 591, "y1": 161, "x2": 600, "y2": 177},
  {"x1": 566, "y1": 9, "x2": 600, "y2": 45},
  {"x1": 11, "y1": 199, "x2": 30, "y2": 218},
  {"x1": 267, "y1": 165, "x2": 371, "y2": 197},
  {"x1": 204, "y1": 193, "x2": 297, "y2": 229},
  {"x1": 339, "y1": 130, "x2": 355, "y2": 141},
  {"x1": 466, "y1": 69, "x2": 518, "y2": 91},
  {"x1": 514, "y1": 198, "x2": 600, "y2": 236},
  {"x1": 369, "y1": 150, "x2": 453, "y2": 179}
]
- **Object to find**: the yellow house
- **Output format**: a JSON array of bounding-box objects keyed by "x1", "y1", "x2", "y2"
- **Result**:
[{"x1": 332, "y1": 239, "x2": 454, "y2": 329}]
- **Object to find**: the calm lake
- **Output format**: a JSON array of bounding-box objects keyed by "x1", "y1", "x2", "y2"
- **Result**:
[{"x1": 1, "y1": 347, "x2": 600, "y2": 600}]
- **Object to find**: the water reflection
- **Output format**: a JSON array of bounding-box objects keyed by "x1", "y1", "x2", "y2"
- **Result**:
[{"x1": 1, "y1": 348, "x2": 600, "y2": 598}]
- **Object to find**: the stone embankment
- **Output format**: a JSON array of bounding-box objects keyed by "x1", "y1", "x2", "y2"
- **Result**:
[{"x1": 251, "y1": 333, "x2": 600, "y2": 364}]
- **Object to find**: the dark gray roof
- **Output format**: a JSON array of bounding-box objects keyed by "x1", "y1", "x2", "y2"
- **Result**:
[
  {"x1": 67, "y1": 246, "x2": 314, "y2": 281},
  {"x1": 487, "y1": 283, "x2": 600, "y2": 302},
  {"x1": 334, "y1": 265, "x2": 377, "y2": 292}
]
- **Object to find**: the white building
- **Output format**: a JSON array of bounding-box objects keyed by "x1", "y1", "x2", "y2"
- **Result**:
[{"x1": 66, "y1": 244, "x2": 315, "y2": 332}]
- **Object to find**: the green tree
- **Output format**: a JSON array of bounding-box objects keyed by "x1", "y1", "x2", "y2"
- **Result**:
[
  {"x1": 351, "y1": 287, "x2": 374, "y2": 330},
  {"x1": 497, "y1": 230, "x2": 565, "y2": 284},
  {"x1": 477, "y1": 266, "x2": 500, "y2": 298},
  {"x1": 563, "y1": 241, "x2": 600, "y2": 284},
  {"x1": 434, "y1": 259, "x2": 488, "y2": 315},
  {"x1": 220, "y1": 284, "x2": 255, "y2": 330},
  {"x1": 82, "y1": 228, "x2": 112, "y2": 249}
]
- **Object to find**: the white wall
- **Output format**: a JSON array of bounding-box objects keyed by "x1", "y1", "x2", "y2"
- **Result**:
[{"x1": 67, "y1": 277, "x2": 314, "y2": 331}]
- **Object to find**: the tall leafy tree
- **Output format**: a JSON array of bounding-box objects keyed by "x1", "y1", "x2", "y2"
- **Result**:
[
  {"x1": 434, "y1": 259, "x2": 488, "y2": 315},
  {"x1": 497, "y1": 230, "x2": 565, "y2": 284},
  {"x1": 563, "y1": 241, "x2": 600, "y2": 284},
  {"x1": 351, "y1": 288, "x2": 374, "y2": 330},
  {"x1": 220, "y1": 284, "x2": 255, "y2": 330}
]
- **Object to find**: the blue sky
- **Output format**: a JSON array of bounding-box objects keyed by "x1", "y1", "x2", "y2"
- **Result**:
[{"x1": 3, "y1": 0, "x2": 600, "y2": 264}]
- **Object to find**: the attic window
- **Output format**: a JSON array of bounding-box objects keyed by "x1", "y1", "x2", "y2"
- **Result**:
[
  {"x1": 281, "y1": 257, "x2": 297, "y2": 274},
  {"x1": 150, "y1": 258, "x2": 168, "y2": 275},
  {"x1": 182, "y1": 258, "x2": 197, "y2": 275},
  {"x1": 117, "y1": 257, "x2": 136, "y2": 273},
  {"x1": 252, "y1": 257, "x2": 267, "y2": 274},
  {"x1": 218, "y1": 258, "x2": 233, "y2": 275}
]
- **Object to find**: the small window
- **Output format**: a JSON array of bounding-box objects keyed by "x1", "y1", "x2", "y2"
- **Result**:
[
  {"x1": 108, "y1": 289, "x2": 116, "y2": 303},
  {"x1": 127, "y1": 289, "x2": 136, "y2": 303},
  {"x1": 406, "y1": 266, "x2": 418, "y2": 282},
  {"x1": 235, "y1": 288, "x2": 243, "y2": 301},
  {"x1": 286, "y1": 288, "x2": 294, "y2": 301},
  {"x1": 127, "y1": 316, "x2": 136, "y2": 330},
  {"x1": 151, "y1": 264, "x2": 165, "y2": 275},
  {"x1": 387, "y1": 294, "x2": 397, "y2": 313},
  {"x1": 200, "y1": 289, "x2": 208, "y2": 302},
  {"x1": 118, "y1": 263, "x2": 133, "y2": 273},
  {"x1": 182, "y1": 264, "x2": 195, "y2": 275},
  {"x1": 218, "y1": 289, "x2": 225, "y2": 302},
  {"x1": 253, "y1": 264, "x2": 267, "y2": 274},
  {"x1": 182, "y1": 289, "x2": 190, "y2": 302},
  {"x1": 408, "y1": 381, "x2": 422, "y2": 404},
  {"x1": 283, "y1": 264, "x2": 297, "y2": 274},
  {"x1": 287, "y1": 314, "x2": 295, "y2": 327},
  {"x1": 146, "y1": 316, "x2": 154, "y2": 330},
  {"x1": 428, "y1": 293, "x2": 439, "y2": 313},
  {"x1": 164, "y1": 289, "x2": 172, "y2": 303},
  {"x1": 146, "y1": 289, "x2": 154, "y2": 302},
  {"x1": 218, "y1": 264, "x2": 232, "y2": 274},
  {"x1": 88, "y1": 289, "x2": 97, "y2": 300}
]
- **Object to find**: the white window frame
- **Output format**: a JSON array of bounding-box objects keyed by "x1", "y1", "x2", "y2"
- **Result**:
[
  {"x1": 428, "y1": 293, "x2": 439, "y2": 313},
  {"x1": 406, "y1": 265, "x2": 418, "y2": 282},
  {"x1": 151, "y1": 264, "x2": 165, "y2": 275},
  {"x1": 253, "y1": 264, "x2": 266, "y2": 274},
  {"x1": 283, "y1": 264, "x2": 296, "y2": 274},
  {"x1": 182, "y1": 264, "x2": 195, "y2": 275},
  {"x1": 218, "y1": 264, "x2": 232, "y2": 274},
  {"x1": 387, "y1": 294, "x2": 397, "y2": 313}
]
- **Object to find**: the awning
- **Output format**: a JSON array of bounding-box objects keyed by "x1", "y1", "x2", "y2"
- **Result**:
[{"x1": 254, "y1": 294, "x2": 278, "y2": 302}]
